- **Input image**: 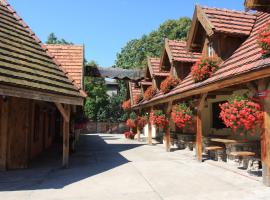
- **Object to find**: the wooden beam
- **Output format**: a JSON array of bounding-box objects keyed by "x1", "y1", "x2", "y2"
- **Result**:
[
  {"x1": 258, "y1": 79, "x2": 270, "y2": 186},
  {"x1": 196, "y1": 93, "x2": 207, "y2": 162},
  {"x1": 0, "y1": 97, "x2": 9, "y2": 170},
  {"x1": 55, "y1": 103, "x2": 70, "y2": 123},
  {"x1": 0, "y1": 84, "x2": 84, "y2": 106},
  {"x1": 62, "y1": 104, "x2": 70, "y2": 168},
  {"x1": 165, "y1": 101, "x2": 173, "y2": 152},
  {"x1": 148, "y1": 107, "x2": 153, "y2": 145}
]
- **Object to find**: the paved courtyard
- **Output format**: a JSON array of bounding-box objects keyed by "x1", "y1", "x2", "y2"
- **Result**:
[{"x1": 1, "y1": 133, "x2": 270, "y2": 200}]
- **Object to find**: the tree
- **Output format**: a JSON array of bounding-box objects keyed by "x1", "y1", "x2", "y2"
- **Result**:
[
  {"x1": 46, "y1": 33, "x2": 73, "y2": 45},
  {"x1": 84, "y1": 61, "x2": 110, "y2": 122},
  {"x1": 115, "y1": 17, "x2": 191, "y2": 68}
]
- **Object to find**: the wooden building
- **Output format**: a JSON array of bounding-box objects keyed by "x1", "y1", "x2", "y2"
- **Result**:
[
  {"x1": 130, "y1": 4, "x2": 270, "y2": 186},
  {"x1": 0, "y1": 0, "x2": 86, "y2": 170}
]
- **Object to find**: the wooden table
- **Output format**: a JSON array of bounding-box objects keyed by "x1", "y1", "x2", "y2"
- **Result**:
[{"x1": 210, "y1": 138, "x2": 248, "y2": 144}]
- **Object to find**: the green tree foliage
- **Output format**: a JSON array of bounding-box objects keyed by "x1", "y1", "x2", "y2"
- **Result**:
[
  {"x1": 115, "y1": 17, "x2": 191, "y2": 68},
  {"x1": 84, "y1": 61, "x2": 110, "y2": 122},
  {"x1": 46, "y1": 33, "x2": 73, "y2": 45}
]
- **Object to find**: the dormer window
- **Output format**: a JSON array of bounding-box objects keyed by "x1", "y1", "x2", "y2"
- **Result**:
[{"x1": 208, "y1": 42, "x2": 214, "y2": 58}]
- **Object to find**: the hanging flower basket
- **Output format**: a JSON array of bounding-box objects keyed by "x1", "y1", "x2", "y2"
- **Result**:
[
  {"x1": 126, "y1": 118, "x2": 136, "y2": 128},
  {"x1": 124, "y1": 131, "x2": 136, "y2": 139},
  {"x1": 160, "y1": 76, "x2": 180, "y2": 94},
  {"x1": 219, "y1": 95, "x2": 263, "y2": 136},
  {"x1": 191, "y1": 58, "x2": 219, "y2": 82},
  {"x1": 171, "y1": 103, "x2": 194, "y2": 129},
  {"x1": 150, "y1": 110, "x2": 168, "y2": 128},
  {"x1": 134, "y1": 94, "x2": 143, "y2": 104},
  {"x1": 144, "y1": 86, "x2": 156, "y2": 101},
  {"x1": 258, "y1": 20, "x2": 270, "y2": 59},
  {"x1": 122, "y1": 99, "x2": 131, "y2": 110},
  {"x1": 136, "y1": 115, "x2": 148, "y2": 130}
]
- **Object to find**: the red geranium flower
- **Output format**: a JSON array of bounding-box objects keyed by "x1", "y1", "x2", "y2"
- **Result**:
[
  {"x1": 122, "y1": 99, "x2": 131, "y2": 110},
  {"x1": 219, "y1": 95, "x2": 263, "y2": 136},
  {"x1": 144, "y1": 86, "x2": 156, "y2": 101},
  {"x1": 136, "y1": 115, "x2": 148, "y2": 130},
  {"x1": 126, "y1": 118, "x2": 136, "y2": 128},
  {"x1": 150, "y1": 110, "x2": 168, "y2": 128},
  {"x1": 258, "y1": 21, "x2": 270, "y2": 59},
  {"x1": 171, "y1": 103, "x2": 193, "y2": 129},
  {"x1": 191, "y1": 58, "x2": 219, "y2": 82},
  {"x1": 160, "y1": 76, "x2": 180, "y2": 94},
  {"x1": 134, "y1": 94, "x2": 143, "y2": 104}
]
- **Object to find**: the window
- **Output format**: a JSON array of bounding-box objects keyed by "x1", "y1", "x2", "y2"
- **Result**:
[
  {"x1": 212, "y1": 101, "x2": 226, "y2": 129},
  {"x1": 208, "y1": 42, "x2": 214, "y2": 58}
]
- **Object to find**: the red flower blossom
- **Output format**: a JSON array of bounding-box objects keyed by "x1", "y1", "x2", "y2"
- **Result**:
[
  {"x1": 258, "y1": 20, "x2": 270, "y2": 59},
  {"x1": 136, "y1": 115, "x2": 148, "y2": 130},
  {"x1": 171, "y1": 103, "x2": 194, "y2": 129},
  {"x1": 122, "y1": 99, "x2": 131, "y2": 110},
  {"x1": 219, "y1": 95, "x2": 263, "y2": 136},
  {"x1": 191, "y1": 58, "x2": 219, "y2": 82},
  {"x1": 126, "y1": 118, "x2": 136, "y2": 128},
  {"x1": 144, "y1": 86, "x2": 156, "y2": 101},
  {"x1": 160, "y1": 76, "x2": 180, "y2": 94},
  {"x1": 134, "y1": 94, "x2": 143, "y2": 104},
  {"x1": 124, "y1": 131, "x2": 135, "y2": 139},
  {"x1": 150, "y1": 110, "x2": 168, "y2": 128}
]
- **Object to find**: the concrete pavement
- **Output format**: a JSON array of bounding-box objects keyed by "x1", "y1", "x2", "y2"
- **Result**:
[{"x1": 0, "y1": 133, "x2": 270, "y2": 200}]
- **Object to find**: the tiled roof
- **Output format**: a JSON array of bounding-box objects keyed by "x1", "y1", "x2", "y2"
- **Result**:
[
  {"x1": 166, "y1": 39, "x2": 201, "y2": 62},
  {"x1": 130, "y1": 82, "x2": 141, "y2": 101},
  {"x1": 147, "y1": 57, "x2": 160, "y2": 76},
  {"x1": 201, "y1": 6, "x2": 256, "y2": 36},
  {"x1": 46, "y1": 44, "x2": 84, "y2": 88},
  {"x1": 136, "y1": 11, "x2": 270, "y2": 107},
  {"x1": 0, "y1": 0, "x2": 86, "y2": 103},
  {"x1": 86, "y1": 66, "x2": 144, "y2": 81}
]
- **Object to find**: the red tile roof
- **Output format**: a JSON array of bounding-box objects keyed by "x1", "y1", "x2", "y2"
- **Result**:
[
  {"x1": 135, "y1": 11, "x2": 270, "y2": 107},
  {"x1": 147, "y1": 57, "x2": 160, "y2": 76},
  {"x1": 129, "y1": 82, "x2": 142, "y2": 104},
  {"x1": 46, "y1": 44, "x2": 84, "y2": 88},
  {"x1": 140, "y1": 80, "x2": 152, "y2": 86},
  {"x1": 166, "y1": 39, "x2": 201, "y2": 62},
  {"x1": 201, "y1": 6, "x2": 256, "y2": 36}
]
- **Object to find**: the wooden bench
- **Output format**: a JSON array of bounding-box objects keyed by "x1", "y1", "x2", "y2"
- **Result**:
[
  {"x1": 205, "y1": 146, "x2": 224, "y2": 151},
  {"x1": 205, "y1": 146, "x2": 225, "y2": 161},
  {"x1": 229, "y1": 151, "x2": 256, "y2": 169}
]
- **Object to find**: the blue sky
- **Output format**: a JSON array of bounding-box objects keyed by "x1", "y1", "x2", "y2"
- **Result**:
[{"x1": 8, "y1": 0, "x2": 244, "y2": 67}]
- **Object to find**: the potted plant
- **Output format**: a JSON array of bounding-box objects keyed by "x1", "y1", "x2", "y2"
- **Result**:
[
  {"x1": 160, "y1": 76, "x2": 180, "y2": 94},
  {"x1": 126, "y1": 112, "x2": 137, "y2": 128},
  {"x1": 150, "y1": 110, "x2": 168, "y2": 129},
  {"x1": 136, "y1": 114, "x2": 148, "y2": 130},
  {"x1": 171, "y1": 103, "x2": 194, "y2": 129},
  {"x1": 124, "y1": 131, "x2": 136, "y2": 139},
  {"x1": 144, "y1": 86, "x2": 156, "y2": 101},
  {"x1": 258, "y1": 21, "x2": 270, "y2": 58},
  {"x1": 219, "y1": 95, "x2": 263, "y2": 136},
  {"x1": 191, "y1": 58, "x2": 219, "y2": 82}
]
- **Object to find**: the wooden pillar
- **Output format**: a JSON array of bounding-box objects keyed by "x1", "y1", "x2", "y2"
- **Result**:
[
  {"x1": 0, "y1": 97, "x2": 9, "y2": 170},
  {"x1": 137, "y1": 127, "x2": 141, "y2": 142},
  {"x1": 165, "y1": 101, "x2": 172, "y2": 152},
  {"x1": 258, "y1": 79, "x2": 270, "y2": 186},
  {"x1": 196, "y1": 94, "x2": 207, "y2": 162},
  {"x1": 148, "y1": 107, "x2": 153, "y2": 145},
  {"x1": 55, "y1": 103, "x2": 70, "y2": 168}
]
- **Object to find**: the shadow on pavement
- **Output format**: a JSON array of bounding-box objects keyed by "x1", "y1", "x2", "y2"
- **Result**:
[{"x1": 0, "y1": 134, "x2": 143, "y2": 191}]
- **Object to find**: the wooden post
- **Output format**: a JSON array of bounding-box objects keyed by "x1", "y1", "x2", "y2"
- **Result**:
[
  {"x1": 55, "y1": 103, "x2": 70, "y2": 168},
  {"x1": 165, "y1": 101, "x2": 172, "y2": 152},
  {"x1": 0, "y1": 97, "x2": 9, "y2": 170},
  {"x1": 148, "y1": 107, "x2": 153, "y2": 145},
  {"x1": 62, "y1": 104, "x2": 70, "y2": 168},
  {"x1": 196, "y1": 94, "x2": 207, "y2": 162},
  {"x1": 258, "y1": 79, "x2": 270, "y2": 186},
  {"x1": 137, "y1": 127, "x2": 141, "y2": 142}
]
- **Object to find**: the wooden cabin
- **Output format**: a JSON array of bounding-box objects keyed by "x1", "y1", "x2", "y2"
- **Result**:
[
  {"x1": 0, "y1": 0, "x2": 86, "y2": 170},
  {"x1": 132, "y1": 5, "x2": 270, "y2": 186}
]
